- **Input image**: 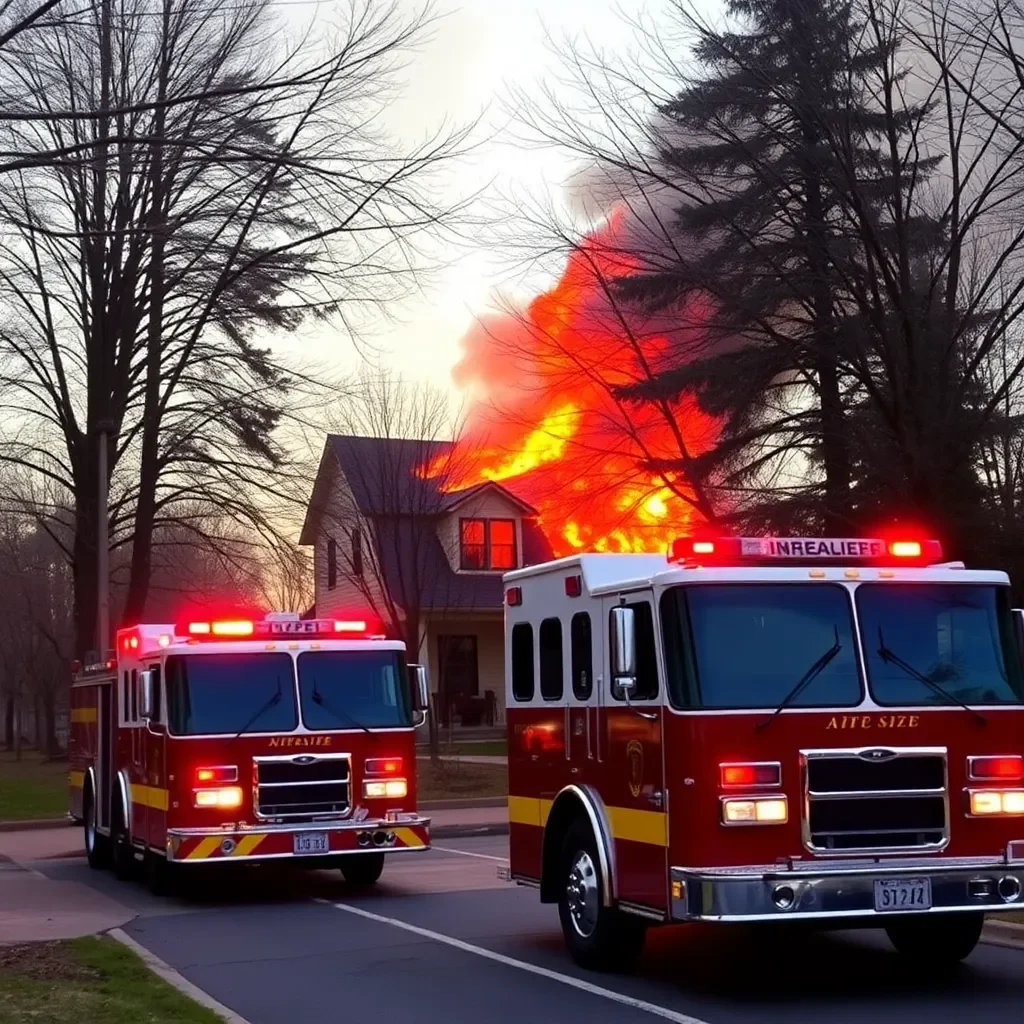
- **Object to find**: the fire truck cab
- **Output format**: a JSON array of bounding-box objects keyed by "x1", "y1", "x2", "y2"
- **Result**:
[
  {"x1": 503, "y1": 535, "x2": 1024, "y2": 970},
  {"x1": 68, "y1": 612, "x2": 430, "y2": 892}
]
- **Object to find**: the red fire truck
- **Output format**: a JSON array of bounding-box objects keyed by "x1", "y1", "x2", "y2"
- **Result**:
[
  {"x1": 503, "y1": 535, "x2": 1024, "y2": 970},
  {"x1": 68, "y1": 612, "x2": 430, "y2": 893}
]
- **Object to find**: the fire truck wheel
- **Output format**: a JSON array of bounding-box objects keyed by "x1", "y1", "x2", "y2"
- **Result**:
[
  {"x1": 884, "y1": 911, "x2": 984, "y2": 964},
  {"x1": 110, "y1": 798, "x2": 137, "y2": 881},
  {"x1": 558, "y1": 820, "x2": 646, "y2": 972},
  {"x1": 83, "y1": 786, "x2": 111, "y2": 870},
  {"x1": 340, "y1": 852, "x2": 385, "y2": 886}
]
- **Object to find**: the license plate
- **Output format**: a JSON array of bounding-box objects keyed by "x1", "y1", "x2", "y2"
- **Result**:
[
  {"x1": 874, "y1": 877, "x2": 932, "y2": 912},
  {"x1": 293, "y1": 832, "x2": 329, "y2": 855}
]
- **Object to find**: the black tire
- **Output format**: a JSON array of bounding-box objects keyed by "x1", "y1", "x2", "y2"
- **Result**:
[
  {"x1": 110, "y1": 794, "x2": 137, "y2": 882},
  {"x1": 557, "y1": 819, "x2": 646, "y2": 972},
  {"x1": 884, "y1": 912, "x2": 984, "y2": 964},
  {"x1": 340, "y1": 852, "x2": 385, "y2": 886},
  {"x1": 145, "y1": 851, "x2": 180, "y2": 897},
  {"x1": 83, "y1": 784, "x2": 111, "y2": 870}
]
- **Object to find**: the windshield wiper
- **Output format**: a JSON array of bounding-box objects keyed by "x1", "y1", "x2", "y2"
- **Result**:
[
  {"x1": 756, "y1": 626, "x2": 842, "y2": 733},
  {"x1": 230, "y1": 676, "x2": 283, "y2": 741},
  {"x1": 877, "y1": 629, "x2": 987, "y2": 725},
  {"x1": 310, "y1": 678, "x2": 372, "y2": 734}
]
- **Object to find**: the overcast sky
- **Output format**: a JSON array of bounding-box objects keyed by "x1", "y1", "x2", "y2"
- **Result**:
[{"x1": 288, "y1": 0, "x2": 721, "y2": 397}]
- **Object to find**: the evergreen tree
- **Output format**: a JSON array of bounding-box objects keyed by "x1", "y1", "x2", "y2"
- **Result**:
[{"x1": 617, "y1": 0, "x2": 940, "y2": 532}]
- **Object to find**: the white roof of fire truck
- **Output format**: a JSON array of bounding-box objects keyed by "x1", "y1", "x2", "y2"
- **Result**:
[{"x1": 504, "y1": 535, "x2": 1009, "y2": 598}]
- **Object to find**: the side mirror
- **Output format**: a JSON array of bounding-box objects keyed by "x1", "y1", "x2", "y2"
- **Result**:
[
  {"x1": 610, "y1": 605, "x2": 637, "y2": 700},
  {"x1": 407, "y1": 664, "x2": 429, "y2": 723},
  {"x1": 139, "y1": 670, "x2": 154, "y2": 720}
]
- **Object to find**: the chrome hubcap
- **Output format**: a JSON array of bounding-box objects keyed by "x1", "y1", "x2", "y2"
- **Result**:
[{"x1": 566, "y1": 850, "x2": 599, "y2": 938}]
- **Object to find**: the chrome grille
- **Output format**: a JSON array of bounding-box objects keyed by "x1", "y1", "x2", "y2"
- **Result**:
[
  {"x1": 803, "y1": 748, "x2": 948, "y2": 853},
  {"x1": 254, "y1": 753, "x2": 350, "y2": 819}
]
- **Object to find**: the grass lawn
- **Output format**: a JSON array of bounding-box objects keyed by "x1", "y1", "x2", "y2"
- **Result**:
[
  {"x1": 0, "y1": 936, "x2": 222, "y2": 1024},
  {"x1": 0, "y1": 751, "x2": 67, "y2": 822},
  {"x1": 418, "y1": 758, "x2": 507, "y2": 801},
  {"x1": 417, "y1": 739, "x2": 507, "y2": 758}
]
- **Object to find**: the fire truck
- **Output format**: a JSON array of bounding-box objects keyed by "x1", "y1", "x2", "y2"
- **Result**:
[
  {"x1": 502, "y1": 535, "x2": 1024, "y2": 970},
  {"x1": 68, "y1": 612, "x2": 431, "y2": 893}
]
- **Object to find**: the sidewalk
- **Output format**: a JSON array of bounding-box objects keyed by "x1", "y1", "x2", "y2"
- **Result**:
[{"x1": 418, "y1": 754, "x2": 506, "y2": 766}]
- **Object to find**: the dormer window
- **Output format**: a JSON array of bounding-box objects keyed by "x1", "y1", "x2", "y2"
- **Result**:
[{"x1": 460, "y1": 518, "x2": 517, "y2": 571}]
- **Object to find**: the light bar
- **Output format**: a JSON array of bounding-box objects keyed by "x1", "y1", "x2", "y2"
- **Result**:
[
  {"x1": 670, "y1": 535, "x2": 943, "y2": 565},
  {"x1": 179, "y1": 614, "x2": 377, "y2": 640}
]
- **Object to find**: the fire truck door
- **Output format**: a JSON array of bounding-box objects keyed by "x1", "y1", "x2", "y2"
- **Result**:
[
  {"x1": 600, "y1": 594, "x2": 668, "y2": 911},
  {"x1": 141, "y1": 663, "x2": 165, "y2": 849}
]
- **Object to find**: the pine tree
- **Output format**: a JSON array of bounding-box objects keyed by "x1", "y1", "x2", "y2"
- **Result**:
[{"x1": 617, "y1": 0, "x2": 940, "y2": 532}]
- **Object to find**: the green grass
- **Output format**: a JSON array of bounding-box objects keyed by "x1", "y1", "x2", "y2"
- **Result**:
[
  {"x1": 0, "y1": 936, "x2": 223, "y2": 1024},
  {"x1": 0, "y1": 751, "x2": 67, "y2": 822},
  {"x1": 418, "y1": 759, "x2": 507, "y2": 801},
  {"x1": 417, "y1": 739, "x2": 507, "y2": 757}
]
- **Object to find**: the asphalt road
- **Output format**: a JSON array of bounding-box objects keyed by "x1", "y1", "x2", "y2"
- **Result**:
[{"x1": 37, "y1": 837, "x2": 1024, "y2": 1024}]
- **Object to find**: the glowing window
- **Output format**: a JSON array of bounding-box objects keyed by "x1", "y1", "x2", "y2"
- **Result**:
[{"x1": 460, "y1": 518, "x2": 517, "y2": 571}]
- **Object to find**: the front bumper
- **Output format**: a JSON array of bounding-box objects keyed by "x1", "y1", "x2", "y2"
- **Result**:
[
  {"x1": 166, "y1": 814, "x2": 430, "y2": 863},
  {"x1": 672, "y1": 856, "x2": 1024, "y2": 922}
]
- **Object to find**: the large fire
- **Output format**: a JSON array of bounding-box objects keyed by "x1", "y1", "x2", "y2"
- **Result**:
[{"x1": 423, "y1": 213, "x2": 719, "y2": 556}]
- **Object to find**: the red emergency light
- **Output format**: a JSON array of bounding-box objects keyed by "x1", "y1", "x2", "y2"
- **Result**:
[{"x1": 670, "y1": 534, "x2": 943, "y2": 566}]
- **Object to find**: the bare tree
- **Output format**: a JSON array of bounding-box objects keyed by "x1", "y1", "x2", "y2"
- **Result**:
[{"x1": 0, "y1": 0, "x2": 468, "y2": 657}]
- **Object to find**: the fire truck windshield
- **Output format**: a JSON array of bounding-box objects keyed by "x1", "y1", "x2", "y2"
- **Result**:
[
  {"x1": 296, "y1": 651, "x2": 411, "y2": 729},
  {"x1": 166, "y1": 653, "x2": 298, "y2": 736},
  {"x1": 661, "y1": 584, "x2": 862, "y2": 709},
  {"x1": 856, "y1": 583, "x2": 1024, "y2": 706}
]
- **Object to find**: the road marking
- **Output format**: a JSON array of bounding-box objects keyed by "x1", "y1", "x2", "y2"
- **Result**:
[
  {"x1": 431, "y1": 845, "x2": 508, "y2": 863},
  {"x1": 322, "y1": 900, "x2": 712, "y2": 1024}
]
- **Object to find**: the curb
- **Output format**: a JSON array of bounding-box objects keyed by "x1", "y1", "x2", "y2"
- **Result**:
[
  {"x1": 420, "y1": 797, "x2": 506, "y2": 810},
  {"x1": 110, "y1": 928, "x2": 251, "y2": 1024},
  {"x1": 982, "y1": 918, "x2": 1024, "y2": 949},
  {"x1": 0, "y1": 818, "x2": 73, "y2": 833}
]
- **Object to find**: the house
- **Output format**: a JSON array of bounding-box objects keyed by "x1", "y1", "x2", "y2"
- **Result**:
[{"x1": 299, "y1": 435, "x2": 553, "y2": 728}]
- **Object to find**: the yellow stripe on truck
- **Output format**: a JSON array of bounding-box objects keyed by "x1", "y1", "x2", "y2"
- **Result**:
[
  {"x1": 508, "y1": 795, "x2": 667, "y2": 847},
  {"x1": 186, "y1": 836, "x2": 222, "y2": 860},
  {"x1": 69, "y1": 770, "x2": 85, "y2": 788},
  {"x1": 230, "y1": 834, "x2": 267, "y2": 857},
  {"x1": 392, "y1": 827, "x2": 425, "y2": 849},
  {"x1": 130, "y1": 784, "x2": 169, "y2": 812}
]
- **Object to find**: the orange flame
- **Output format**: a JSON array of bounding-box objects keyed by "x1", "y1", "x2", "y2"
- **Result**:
[{"x1": 424, "y1": 213, "x2": 719, "y2": 556}]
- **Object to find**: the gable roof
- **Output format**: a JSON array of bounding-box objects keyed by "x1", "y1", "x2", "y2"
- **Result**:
[{"x1": 299, "y1": 434, "x2": 553, "y2": 611}]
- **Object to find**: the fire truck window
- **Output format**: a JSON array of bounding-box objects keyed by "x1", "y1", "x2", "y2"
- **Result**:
[
  {"x1": 571, "y1": 612, "x2": 592, "y2": 700},
  {"x1": 297, "y1": 650, "x2": 412, "y2": 729},
  {"x1": 857, "y1": 583, "x2": 1024, "y2": 706},
  {"x1": 130, "y1": 669, "x2": 137, "y2": 721},
  {"x1": 150, "y1": 666, "x2": 162, "y2": 723},
  {"x1": 166, "y1": 653, "x2": 298, "y2": 736},
  {"x1": 511, "y1": 623, "x2": 534, "y2": 701},
  {"x1": 539, "y1": 618, "x2": 564, "y2": 701},
  {"x1": 662, "y1": 584, "x2": 861, "y2": 709}
]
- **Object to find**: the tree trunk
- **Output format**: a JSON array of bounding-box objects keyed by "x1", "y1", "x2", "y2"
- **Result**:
[
  {"x1": 72, "y1": 459, "x2": 100, "y2": 658},
  {"x1": 3, "y1": 694, "x2": 12, "y2": 749}
]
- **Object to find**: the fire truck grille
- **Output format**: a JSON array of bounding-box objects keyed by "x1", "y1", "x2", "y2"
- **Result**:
[
  {"x1": 255, "y1": 756, "x2": 350, "y2": 819},
  {"x1": 804, "y1": 750, "x2": 948, "y2": 853}
]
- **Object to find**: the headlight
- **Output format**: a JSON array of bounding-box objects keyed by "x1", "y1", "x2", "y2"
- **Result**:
[
  {"x1": 722, "y1": 796, "x2": 788, "y2": 824},
  {"x1": 363, "y1": 779, "x2": 408, "y2": 800},
  {"x1": 193, "y1": 786, "x2": 243, "y2": 809},
  {"x1": 969, "y1": 789, "x2": 1024, "y2": 816}
]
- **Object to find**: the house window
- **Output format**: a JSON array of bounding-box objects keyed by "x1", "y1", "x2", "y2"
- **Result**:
[
  {"x1": 438, "y1": 635, "x2": 479, "y2": 699},
  {"x1": 460, "y1": 518, "x2": 517, "y2": 571},
  {"x1": 351, "y1": 528, "x2": 363, "y2": 577},
  {"x1": 327, "y1": 538, "x2": 337, "y2": 590}
]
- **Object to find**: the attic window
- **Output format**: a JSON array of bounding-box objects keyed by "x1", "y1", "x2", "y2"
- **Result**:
[{"x1": 460, "y1": 518, "x2": 517, "y2": 571}]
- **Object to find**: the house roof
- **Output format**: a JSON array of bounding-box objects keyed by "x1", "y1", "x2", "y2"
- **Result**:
[{"x1": 300, "y1": 434, "x2": 552, "y2": 612}]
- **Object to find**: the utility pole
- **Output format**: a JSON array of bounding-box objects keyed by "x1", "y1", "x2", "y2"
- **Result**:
[{"x1": 96, "y1": 420, "x2": 114, "y2": 658}]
